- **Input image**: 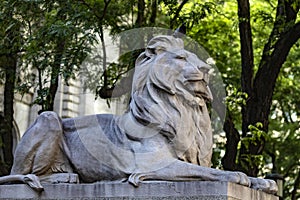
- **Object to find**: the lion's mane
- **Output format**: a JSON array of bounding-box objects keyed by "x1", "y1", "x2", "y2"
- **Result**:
[{"x1": 129, "y1": 35, "x2": 213, "y2": 167}]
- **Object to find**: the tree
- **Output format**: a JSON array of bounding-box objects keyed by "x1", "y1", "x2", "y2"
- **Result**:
[{"x1": 0, "y1": 0, "x2": 22, "y2": 175}]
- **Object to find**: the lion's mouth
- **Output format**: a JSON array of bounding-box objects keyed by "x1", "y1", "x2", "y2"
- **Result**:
[{"x1": 195, "y1": 91, "x2": 208, "y2": 97}]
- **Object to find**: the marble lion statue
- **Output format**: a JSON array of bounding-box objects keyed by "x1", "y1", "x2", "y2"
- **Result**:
[{"x1": 0, "y1": 35, "x2": 277, "y2": 194}]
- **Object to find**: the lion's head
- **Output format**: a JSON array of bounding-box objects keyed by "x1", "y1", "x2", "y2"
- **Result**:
[{"x1": 129, "y1": 35, "x2": 213, "y2": 167}]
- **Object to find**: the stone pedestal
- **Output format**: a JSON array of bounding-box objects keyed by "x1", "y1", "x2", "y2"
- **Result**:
[{"x1": 0, "y1": 181, "x2": 278, "y2": 200}]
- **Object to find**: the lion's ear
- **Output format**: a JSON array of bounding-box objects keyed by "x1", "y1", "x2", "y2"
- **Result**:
[
  {"x1": 145, "y1": 47, "x2": 165, "y2": 58},
  {"x1": 145, "y1": 48, "x2": 156, "y2": 57}
]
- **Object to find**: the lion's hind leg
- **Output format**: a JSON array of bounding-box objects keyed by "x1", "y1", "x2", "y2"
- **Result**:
[{"x1": 11, "y1": 111, "x2": 73, "y2": 177}]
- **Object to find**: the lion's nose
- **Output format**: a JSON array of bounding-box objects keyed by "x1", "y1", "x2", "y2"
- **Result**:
[{"x1": 198, "y1": 63, "x2": 211, "y2": 73}]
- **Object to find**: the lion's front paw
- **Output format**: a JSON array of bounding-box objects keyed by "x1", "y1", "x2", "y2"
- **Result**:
[
  {"x1": 128, "y1": 173, "x2": 146, "y2": 187},
  {"x1": 249, "y1": 177, "x2": 278, "y2": 194},
  {"x1": 23, "y1": 174, "x2": 44, "y2": 192}
]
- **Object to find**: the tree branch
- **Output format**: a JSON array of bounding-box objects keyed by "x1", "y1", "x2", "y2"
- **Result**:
[
  {"x1": 260, "y1": 0, "x2": 298, "y2": 66},
  {"x1": 78, "y1": 0, "x2": 111, "y2": 22},
  {"x1": 100, "y1": 0, "x2": 112, "y2": 20},
  {"x1": 98, "y1": 71, "x2": 133, "y2": 99},
  {"x1": 170, "y1": 0, "x2": 189, "y2": 29},
  {"x1": 254, "y1": 21, "x2": 300, "y2": 103}
]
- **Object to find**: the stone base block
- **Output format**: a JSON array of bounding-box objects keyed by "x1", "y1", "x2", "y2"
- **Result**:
[{"x1": 0, "y1": 181, "x2": 278, "y2": 200}]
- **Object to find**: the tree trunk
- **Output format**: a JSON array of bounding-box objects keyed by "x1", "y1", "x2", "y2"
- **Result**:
[
  {"x1": 44, "y1": 39, "x2": 65, "y2": 111},
  {"x1": 222, "y1": 113, "x2": 240, "y2": 171},
  {"x1": 149, "y1": 0, "x2": 157, "y2": 25},
  {"x1": 136, "y1": 0, "x2": 145, "y2": 27},
  {"x1": 0, "y1": 12, "x2": 19, "y2": 175},
  {"x1": 237, "y1": 0, "x2": 254, "y2": 136},
  {"x1": 291, "y1": 170, "x2": 300, "y2": 200},
  {"x1": 1, "y1": 57, "x2": 16, "y2": 174}
]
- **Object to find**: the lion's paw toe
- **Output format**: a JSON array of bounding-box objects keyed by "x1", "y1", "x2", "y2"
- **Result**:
[
  {"x1": 128, "y1": 173, "x2": 145, "y2": 187},
  {"x1": 249, "y1": 177, "x2": 278, "y2": 194},
  {"x1": 235, "y1": 172, "x2": 251, "y2": 187}
]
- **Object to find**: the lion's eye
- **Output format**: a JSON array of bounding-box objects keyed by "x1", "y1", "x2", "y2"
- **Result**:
[{"x1": 175, "y1": 55, "x2": 186, "y2": 60}]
